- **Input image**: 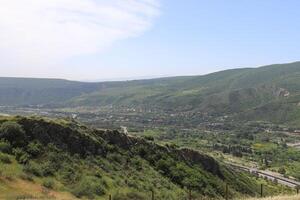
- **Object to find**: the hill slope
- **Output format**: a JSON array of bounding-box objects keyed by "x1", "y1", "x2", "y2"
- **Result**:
[
  {"x1": 0, "y1": 116, "x2": 289, "y2": 199},
  {"x1": 1, "y1": 62, "x2": 300, "y2": 124}
]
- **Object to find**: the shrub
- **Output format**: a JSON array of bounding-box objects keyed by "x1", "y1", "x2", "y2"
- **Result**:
[
  {"x1": 13, "y1": 148, "x2": 30, "y2": 164},
  {"x1": 24, "y1": 161, "x2": 43, "y2": 177},
  {"x1": 41, "y1": 161, "x2": 56, "y2": 176},
  {"x1": 0, "y1": 122, "x2": 26, "y2": 147},
  {"x1": 107, "y1": 153, "x2": 123, "y2": 163},
  {"x1": 71, "y1": 176, "x2": 106, "y2": 199},
  {"x1": 0, "y1": 140, "x2": 12, "y2": 154},
  {"x1": 131, "y1": 157, "x2": 143, "y2": 170},
  {"x1": 0, "y1": 153, "x2": 12, "y2": 164},
  {"x1": 61, "y1": 165, "x2": 81, "y2": 184},
  {"x1": 114, "y1": 191, "x2": 147, "y2": 200},
  {"x1": 19, "y1": 173, "x2": 34, "y2": 182},
  {"x1": 27, "y1": 141, "x2": 43, "y2": 157},
  {"x1": 143, "y1": 136, "x2": 154, "y2": 141},
  {"x1": 42, "y1": 179, "x2": 55, "y2": 189},
  {"x1": 278, "y1": 167, "x2": 286, "y2": 175}
]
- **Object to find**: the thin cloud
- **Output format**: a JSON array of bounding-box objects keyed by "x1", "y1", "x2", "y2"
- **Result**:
[{"x1": 0, "y1": 0, "x2": 161, "y2": 67}]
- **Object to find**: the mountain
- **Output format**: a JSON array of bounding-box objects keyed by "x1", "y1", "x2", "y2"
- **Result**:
[
  {"x1": 0, "y1": 116, "x2": 282, "y2": 199},
  {"x1": 1, "y1": 62, "x2": 300, "y2": 124},
  {"x1": 0, "y1": 77, "x2": 102, "y2": 106}
]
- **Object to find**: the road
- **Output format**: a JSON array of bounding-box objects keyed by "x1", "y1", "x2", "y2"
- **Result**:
[
  {"x1": 287, "y1": 142, "x2": 300, "y2": 149},
  {"x1": 227, "y1": 163, "x2": 300, "y2": 188}
]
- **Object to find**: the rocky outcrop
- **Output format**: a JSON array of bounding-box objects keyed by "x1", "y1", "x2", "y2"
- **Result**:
[
  {"x1": 177, "y1": 148, "x2": 224, "y2": 179},
  {"x1": 14, "y1": 117, "x2": 106, "y2": 156},
  {"x1": 99, "y1": 128, "x2": 223, "y2": 178},
  {"x1": 275, "y1": 87, "x2": 290, "y2": 98}
]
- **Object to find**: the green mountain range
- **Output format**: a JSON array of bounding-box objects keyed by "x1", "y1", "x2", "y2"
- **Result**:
[{"x1": 1, "y1": 62, "x2": 300, "y2": 125}]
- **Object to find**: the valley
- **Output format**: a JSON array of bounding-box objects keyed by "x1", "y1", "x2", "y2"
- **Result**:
[{"x1": 0, "y1": 62, "x2": 300, "y2": 199}]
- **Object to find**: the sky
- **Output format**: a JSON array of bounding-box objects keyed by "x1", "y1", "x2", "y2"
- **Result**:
[{"x1": 1, "y1": 0, "x2": 300, "y2": 81}]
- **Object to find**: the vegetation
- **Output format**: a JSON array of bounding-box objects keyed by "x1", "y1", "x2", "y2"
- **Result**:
[
  {"x1": 0, "y1": 116, "x2": 292, "y2": 199},
  {"x1": 1, "y1": 62, "x2": 300, "y2": 126},
  {"x1": 132, "y1": 122, "x2": 300, "y2": 182},
  {"x1": 0, "y1": 62, "x2": 300, "y2": 199}
]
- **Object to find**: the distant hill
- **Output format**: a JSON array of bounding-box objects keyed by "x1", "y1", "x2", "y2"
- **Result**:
[
  {"x1": 0, "y1": 77, "x2": 102, "y2": 106},
  {"x1": 1, "y1": 62, "x2": 300, "y2": 124},
  {"x1": 0, "y1": 116, "x2": 281, "y2": 199}
]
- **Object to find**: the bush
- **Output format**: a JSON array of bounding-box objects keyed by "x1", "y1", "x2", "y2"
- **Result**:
[
  {"x1": 42, "y1": 179, "x2": 55, "y2": 189},
  {"x1": 114, "y1": 191, "x2": 147, "y2": 200},
  {"x1": 278, "y1": 167, "x2": 286, "y2": 175},
  {"x1": 13, "y1": 148, "x2": 30, "y2": 164},
  {"x1": 71, "y1": 177, "x2": 106, "y2": 199},
  {"x1": 0, "y1": 122, "x2": 26, "y2": 147},
  {"x1": 41, "y1": 161, "x2": 56, "y2": 177},
  {"x1": 19, "y1": 173, "x2": 34, "y2": 182},
  {"x1": 107, "y1": 153, "x2": 123, "y2": 163},
  {"x1": 27, "y1": 141, "x2": 43, "y2": 157},
  {"x1": 143, "y1": 136, "x2": 154, "y2": 141},
  {"x1": 24, "y1": 161, "x2": 43, "y2": 177},
  {"x1": 61, "y1": 165, "x2": 81, "y2": 184},
  {"x1": 0, "y1": 140, "x2": 12, "y2": 154},
  {"x1": 0, "y1": 153, "x2": 12, "y2": 164}
]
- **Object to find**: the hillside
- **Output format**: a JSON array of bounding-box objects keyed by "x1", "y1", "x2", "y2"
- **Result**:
[
  {"x1": 0, "y1": 77, "x2": 103, "y2": 106},
  {"x1": 0, "y1": 116, "x2": 290, "y2": 199},
  {"x1": 1, "y1": 62, "x2": 300, "y2": 124}
]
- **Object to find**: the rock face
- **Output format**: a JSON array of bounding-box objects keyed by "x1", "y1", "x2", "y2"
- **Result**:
[
  {"x1": 177, "y1": 148, "x2": 224, "y2": 179},
  {"x1": 99, "y1": 128, "x2": 223, "y2": 178},
  {"x1": 15, "y1": 117, "x2": 107, "y2": 156},
  {"x1": 275, "y1": 88, "x2": 290, "y2": 98}
]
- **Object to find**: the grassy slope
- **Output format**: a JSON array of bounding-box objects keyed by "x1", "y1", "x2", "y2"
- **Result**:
[
  {"x1": 0, "y1": 152, "x2": 78, "y2": 199},
  {"x1": 67, "y1": 62, "x2": 300, "y2": 124},
  {"x1": 0, "y1": 116, "x2": 292, "y2": 199}
]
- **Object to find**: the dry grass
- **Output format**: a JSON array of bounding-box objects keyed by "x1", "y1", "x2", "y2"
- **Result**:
[
  {"x1": 0, "y1": 176, "x2": 78, "y2": 200},
  {"x1": 244, "y1": 194, "x2": 300, "y2": 200}
]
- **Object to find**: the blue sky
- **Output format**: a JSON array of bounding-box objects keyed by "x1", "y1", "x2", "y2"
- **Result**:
[{"x1": 1, "y1": 0, "x2": 300, "y2": 80}]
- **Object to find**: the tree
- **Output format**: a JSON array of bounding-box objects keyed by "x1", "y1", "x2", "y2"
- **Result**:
[{"x1": 0, "y1": 121, "x2": 26, "y2": 147}]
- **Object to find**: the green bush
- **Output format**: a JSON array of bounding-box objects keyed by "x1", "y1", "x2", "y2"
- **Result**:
[
  {"x1": 61, "y1": 165, "x2": 81, "y2": 184},
  {"x1": 0, "y1": 140, "x2": 12, "y2": 154},
  {"x1": 41, "y1": 161, "x2": 56, "y2": 176},
  {"x1": 24, "y1": 161, "x2": 43, "y2": 177},
  {"x1": 114, "y1": 191, "x2": 147, "y2": 200},
  {"x1": 0, "y1": 122, "x2": 26, "y2": 147},
  {"x1": 107, "y1": 153, "x2": 124, "y2": 163},
  {"x1": 19, "y1": 173, "x2": 34, "y2": 182},
  {"x1": 0, "y1": 153, "x2": 12, "y2": 164},
  {"x1": 42, "y1": 179, "x2": 55, "y2": 189},
  {"x1": 27, "y1": 141, "x2": 43, "y2": 157},
  {"x1": 278, "y1": 167, "x2": 286, "y2": 175},
  {"x1": 143, "y1": 136, "x2": 154, "y2": 141},
  {"x1": 71, "y1": 176, "x2": 106, "y2": 199},
  {"x1": 13, "y1": 148, "x2": 30, "y2": 164}
]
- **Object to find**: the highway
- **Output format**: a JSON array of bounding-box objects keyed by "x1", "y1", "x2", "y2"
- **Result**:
[{"x1": 227, "y1": 163, "x2": 300, "y2": 188}]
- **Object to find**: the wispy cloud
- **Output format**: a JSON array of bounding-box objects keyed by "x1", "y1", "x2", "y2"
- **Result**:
[{"x1": 0, "y1": 0, "x2": 160, "y2": 67}]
